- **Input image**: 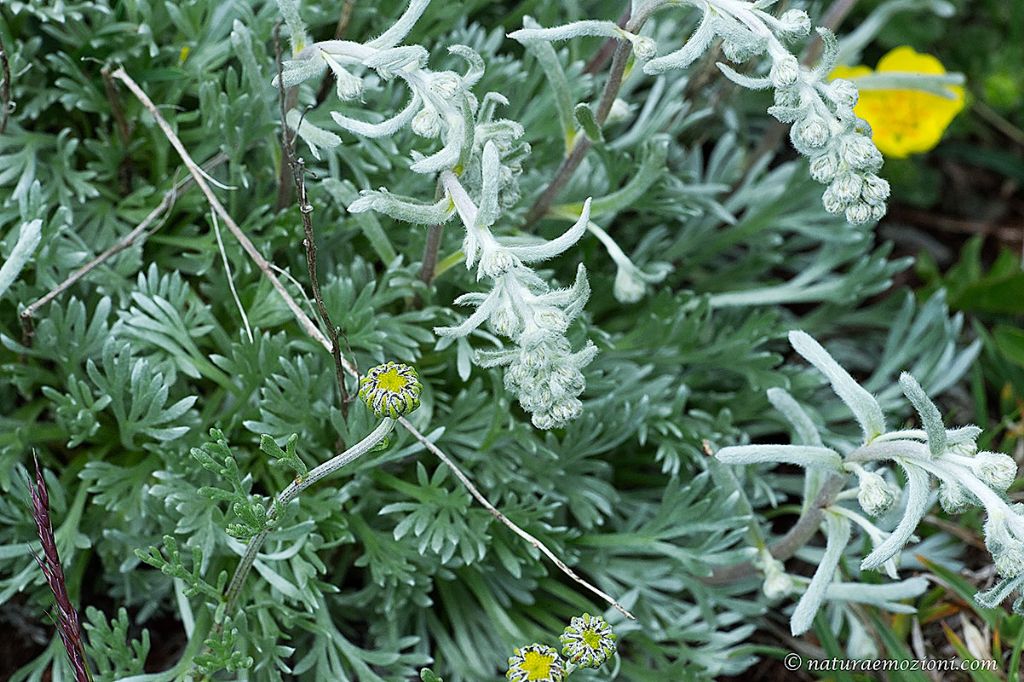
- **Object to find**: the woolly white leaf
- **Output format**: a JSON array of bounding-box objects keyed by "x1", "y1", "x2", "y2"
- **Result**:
[
  {"x1": 0, "y1": 219, "x2": 42, "y2": 298},
  {"x1": 789, "y1": 331, "x2": 887, "y2": 442},
  {"x1": 899, "y1": 372, "x2": 946, "y2": 455},
  {"x1": 716, "y1": 444, "x2": 843, "y2": 470},
  {"x1": 791, "y1": 512, "x2": 850, "y2": 635}
]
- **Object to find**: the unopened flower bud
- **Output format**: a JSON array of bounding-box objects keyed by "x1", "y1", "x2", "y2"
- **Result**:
[
  {"x1": 939, "y1": 481, "x2": 970, "y2": 514},
  {"x1": 828, "y1": 78, "x2": 859, "y2": 108},
  {"x1": 821, "y1": 186, "x2": 845, "y2": 215},
  {"x1": 860, "y1": 174, "x2": 890, "y2": 205},
  {"x1": 411, "y1": 108, "x2": 442, "y2": 138},
  {"x1": 793, "y1": 117, "x2": 830, "y2": 149},
  {"x1": 809, "y1": 152, "x2": 840, "y2": 183},
  {"x1": 845, "y1": 202, "x2": 873, "y2": 225},
  {"x1": 606, "y1": 98, "x2": 632, "y2": 125},
  {"x1": 857, "y1": 469, "x2": 896, "y2": 516},
  {"x1": 841, "y1": 135, "x2": 883, "y2": 172},
  {"x1": 613, "y1": 267, "x2": 646, "y2": 303},
  {"x1": 985, "y1": 515, "x2": 1024, "y2": 578},
  {"x1": 831, "y1": 173, "x2": 863, "y2": 204},
  {"x1": 780, "y1": 9, "x2": 812, "y2": 37},
  {"x1": 975, "y1": 452, "x2": 1018, "y2": 491},
  {"x1": 430, "y1": 71, "x2": 462, "y2": 98},
  {"x1": 770, "y1": 55, "x2": 800, "y2": 87},
  {"x1": 630, "y1": 35, "x2": 657, "y2": 61}
]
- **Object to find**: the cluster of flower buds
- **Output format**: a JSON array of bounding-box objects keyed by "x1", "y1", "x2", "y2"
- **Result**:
[
  {"x1": 438, "y1": 154, "x2": 597, "y2": 430},
  {"x1": 518, "y1": 2, "x2": 890, "y2": 224}
]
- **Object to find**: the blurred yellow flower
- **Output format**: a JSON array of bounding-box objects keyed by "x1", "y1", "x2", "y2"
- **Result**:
[{"x1": 831, "y1": 46, "x2": 965, "y2": 158}]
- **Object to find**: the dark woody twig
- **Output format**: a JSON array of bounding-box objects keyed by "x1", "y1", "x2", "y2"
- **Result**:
[
  {"x1": 28, "y1": 455, "x2": 92, "y2": 682},
  {"x1": 274, "y1": 22, "x2": 353, "y2": 413},
  {"x1": 0, "y1": 34, "x2": 12, "y2": 135}
]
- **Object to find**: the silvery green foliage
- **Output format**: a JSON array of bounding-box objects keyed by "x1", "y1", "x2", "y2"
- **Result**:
[
  {"x1": 513, "y1": 0, "x2": 890, "y2": 225},
  {"x1": 272, "y1": 0, "x2": 599, "y2": 429},
  {"x1": 718, "y1": 331, "x2": 1020, "y2": 635}
]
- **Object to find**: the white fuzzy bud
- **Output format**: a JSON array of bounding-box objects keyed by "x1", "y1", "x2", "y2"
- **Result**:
[
  {"x1": 478, "y1": 248, "x2": 521, "y2": 279},
  {"x1": 533, "y1": 307, "x2": 569, "y2": 333},
  {"x1": 948, "y1": 438, "x2": 978, "y2": 457},
  {"x1": 939, "y1": 481, "x2": 971, "y2": 514},
  {"x1": 841, "y1": 135, "x2": 883, "y2": 172},
  {"x1": 821, "y1": 186, "x2": 845, "y2": 215},
  {"x1": 828, "y1": 78, "x2": 859, "y2": 108},
  {"x1": 974, "y1": 452, "x2": 1018, "y2": 491},
  {"x1": 831, "y1": 173, "x2": 863, "y2": 204},
  {"x1": 613, "y1": 267, "x2": 646, "y2": 303},
  {"x1": 986, "y1": 515, "x2": 1024, "y2": 578},
  {"x1": 760, "y1": 555, "x2": 794, "y2": 599},
  {"x1": 793, "y1": 118, "x2": 830, "y2": 149},
  {"x1": 489, "y1": 304, "x2": 523, "y2": 338},
  {"x1": 780, "y1": 10, "x2": 811, "y2": 37},
  {"x1": 809, "y1": 153, "x2": 840, "y2": 183},
  {"x1": 411, "y1": 108, "x2": 442, "y2": 138},
  {"x1": 845, "y1": 202, "x2": 873, "y2": 225},
  {"x1": 861, "y1": 174, "x2": 891, "y2": 206},
  {"x1": 857, "y1": 470, "x2": 896, "y2": 516},
  {"x1": 430, "y1": 71, "x2": 463, "y2": 98},
  {"x1": 869, "y1": 202, "x2": 886, "y2": 222},
  {"x1": 769, "y1": 54, "x2": 800, "y2": 88},
  {"x1": 630, "y1": 35, "x2": 657, "y2": 61},
  {"x1": 606, "y1": 98, "x2": 632, "y2": 125}
]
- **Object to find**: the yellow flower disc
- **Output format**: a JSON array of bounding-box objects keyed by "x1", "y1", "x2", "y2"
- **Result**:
[{"x1": 831, "y1": 46, "x2": 965, "y2": 158}]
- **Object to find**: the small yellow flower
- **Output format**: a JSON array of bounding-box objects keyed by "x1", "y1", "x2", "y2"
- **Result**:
[
  {"x1": 358, "y1": 362, "x2": 422, "y2": 418},
  {"x1": 831, "y1": 46, "x2": 965, "y2": 158},
  {"x1": 560, "y1": 612, "x2": 617, "y2": 668},
  {"x1": 505, "y1": 643, "x2": 565, "y2": 682}
]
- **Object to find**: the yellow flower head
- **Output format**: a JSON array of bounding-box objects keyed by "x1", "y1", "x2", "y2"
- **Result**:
[
  {"x1": 831, "y1": 46, "x2": 965, "y2": 158},
  {"x1": 505, "y1": 644, "x2": 566, "y2": 682},
  {"x1": 358, "y1": 362, "x2": 422, "y2": 418},
  {"x1": 559, "y1": 612, "x2": 617, "y2": 668}
]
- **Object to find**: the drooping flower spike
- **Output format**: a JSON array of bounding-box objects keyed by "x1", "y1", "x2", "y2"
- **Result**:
[
  {"x1": 559, "y1": 612, "x2": 617, "y2": 668},
  {"x1": 358, "y1": 362, "x2": 423, "y2": 418},
  {"x1": 506, "y1": 643, "x2": 566, "y2": 682}
]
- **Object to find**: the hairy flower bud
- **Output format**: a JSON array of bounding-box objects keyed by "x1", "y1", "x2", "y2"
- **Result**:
[
  {"x1": 939, "y1": 481, "x2": 971, "y2": 514},
  {"x1": 827, "y1": 78, "x2": 859, "y2": 108},
  {"x1": 860, "y1": 174, "x2": 891, "y2": 206},
  {"x1": 560, "y1": 613, "x2": 616, "y2": 669},
  {"x1": 793, "y1": 117, "x2": 830, "y2": 150},
  {"x1": 857, "y1": 469, "x2": 896, "y2": 516},
  {"x1": 430, "y1": 71, "x2": 462, "y2": 98},
  {"x1": 780, "y1": 9, "x2": 812, "y2": 37},
  {"x1": 841, "y1": 135, "x2": 883, "y2": 172},
  {"x1": 809, "y1": 152, "x2": 840, "y2": 183},
  {"x1": 845, "y1": 202, "x2": 873, "y2": 225},
  {"x1": 411, "y1": 108, "x2": 442, "y2": 138},
  {"x1": 821, "y1": 185, "x2": 845, "y2": 215},
  {"x1": 613, "y1": 267, "x2": 646, "y2": 303},
  {"x1": 630, "y1": 35, "x2": 657, "y2": 61},
  {"x1": 769, "y1": 54, "x2": 800, "y2": 88},
  {"x1": 974, "y1": 452, "x2": 1018, "y2": 491},
  {"x1": 831, "y1": 173, "x2": 863, "y2": 204},
  {"x1": 605, "y1": 98, "x2": 632, "y2": 125},
  {"x1": 985, "y1": 515, "x2": 1024, "y2": 578}
]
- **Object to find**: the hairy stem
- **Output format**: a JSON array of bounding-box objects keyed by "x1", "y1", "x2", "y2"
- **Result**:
[
  {"x1": 222, "y1": 419, "x2": 395, "y2": 615},
  {"x1": 705, "y1": 473, "x2": 846, "y2": 585}
]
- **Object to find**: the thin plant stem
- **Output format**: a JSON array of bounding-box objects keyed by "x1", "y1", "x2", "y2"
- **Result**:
[
  {"x1": 222, "y1": 419, "x2": 396, "y2": 615},
  {"x1": 522, "y1": 3, "x2": 659, "y2": 228},
  {"x1": 274, "y1": 26, "x2": 354, "y2": 412},
  {"x1": 111, "y1": 65, "x2": 636, "y2": 620},
  {"x1": 18, "y1": 153, "x2": 227, "y2": 342}
]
